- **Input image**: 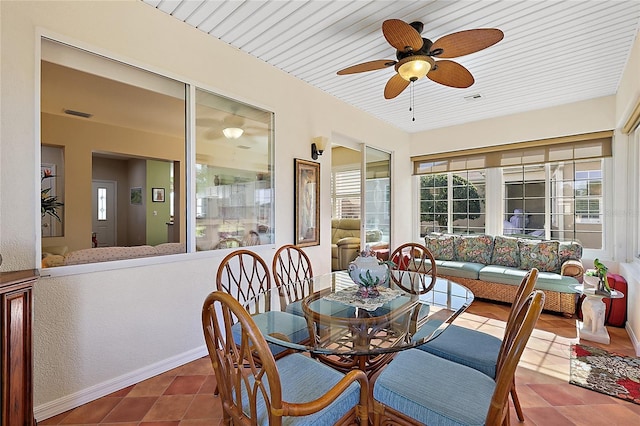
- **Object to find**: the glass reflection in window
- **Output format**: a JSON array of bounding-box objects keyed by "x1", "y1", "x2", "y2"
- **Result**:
[{"x1": 195, "y1": 89, "x2": 274, "y2": 250}]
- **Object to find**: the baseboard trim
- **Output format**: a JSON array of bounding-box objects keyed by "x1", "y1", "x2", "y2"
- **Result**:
[
  {"x1": 625, "y1": 322, "x2": 640, "y2": 356},
  {"x1": 34, "y1": 346, "x2": 208, "y2": 422}
]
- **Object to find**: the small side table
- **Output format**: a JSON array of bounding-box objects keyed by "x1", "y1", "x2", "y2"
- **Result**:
[{"x1": 573, "y1": 285, "x2": 624, "y2": 344}]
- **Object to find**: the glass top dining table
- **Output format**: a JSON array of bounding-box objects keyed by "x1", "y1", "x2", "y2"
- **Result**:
[{"x1": 243, "y1": 269, "x2": 474, "y2": 375}]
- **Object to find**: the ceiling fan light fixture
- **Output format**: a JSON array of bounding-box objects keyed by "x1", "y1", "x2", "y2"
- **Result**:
[
  {"x1": 396, "y1": 56, "x2": 434, "y2": 81},
  {"x1": 222, "y1": 127, "x2": 243, "y2": 139}
]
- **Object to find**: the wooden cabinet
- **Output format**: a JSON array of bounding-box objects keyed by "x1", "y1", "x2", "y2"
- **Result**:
[{"x1": 1, "y1": 270, "x2": 36, "y2": 426}]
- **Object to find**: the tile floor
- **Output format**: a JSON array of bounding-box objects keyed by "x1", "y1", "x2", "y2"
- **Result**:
[{"x1": 39, "y1": 299, "x2": 640, "y2": 425}]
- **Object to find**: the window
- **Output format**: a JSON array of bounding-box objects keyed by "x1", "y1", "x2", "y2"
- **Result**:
[
  {"x1": 419, "y1": 170, "x2": 486, "y2": 236},
  {"x1": 505, "y1": 160, "x2": 604, "y2": 248},
  {"x1": 414, "y1": 133, "x2": 611, "y2": 250},
  {"x1": 194, "y1": 88, "x2": 274, "y2": 251},
  {"x1": 40, "y1": 38, "x2": 275, "y2": 266},
  {"x1": 331, "y1": 169, "x2": 361, "y2": 219}
]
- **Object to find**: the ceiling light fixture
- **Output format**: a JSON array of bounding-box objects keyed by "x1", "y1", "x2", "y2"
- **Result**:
[
  {"x1": 222, "y1": 127, "x2": 243, "y2": 139},
  {"x1": 395, "y1": 56, "x2": 435, "y2": 122},
  {"x1": 396, "y1": 56, "x2": 435, "y2": 82}
]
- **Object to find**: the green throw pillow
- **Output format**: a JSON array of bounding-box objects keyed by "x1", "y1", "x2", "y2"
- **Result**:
[
  {"x1": 518, "y1": 239, "x2": 559, "y2": 272},
  {"x1": 455, "y1": 235, "x2": 494, "y2": 264},
  {"x1": 491, "y1": 236, "x2": 519, "y2": 268},
  {"x1": 424, "y1": 234, "x2": 457, "y2": 261}
]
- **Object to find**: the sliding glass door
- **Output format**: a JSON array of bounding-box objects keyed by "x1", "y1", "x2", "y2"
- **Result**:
[{"x1": 364, "y1": 146, "x2": 391, "y2": 251}]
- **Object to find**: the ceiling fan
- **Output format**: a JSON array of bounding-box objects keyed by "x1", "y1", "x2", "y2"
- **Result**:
[{"x1": 337, "y1": 19, "x2": 503, "y2": 99}]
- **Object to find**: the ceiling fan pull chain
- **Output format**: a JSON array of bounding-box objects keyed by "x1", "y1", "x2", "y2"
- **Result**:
[{"x1": 410, "y1": 82, "x2": 415, "y2": 122}]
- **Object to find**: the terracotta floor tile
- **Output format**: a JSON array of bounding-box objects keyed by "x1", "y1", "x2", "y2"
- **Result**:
[
  {"x1": 129, "y1": 374, "x2": 175, "y2": 397},
  {"x1": 183, "y1": 394, "x2": 224, "y2": 420},
  {"x1": 521, "y1": 406, "x2": 577, "y2": 425},
  {"x1": 163, "y1": 375, "x2": 207, "y2": 395},
  {"x1": 197, "y1": 375, "x2": 218, "y2": 395},
  {"x1": 143, "y1": 395, "x2": 194, "y2": 422},
  {"x1": 59, "y1": 397, "x2": 121, "y2": 424},
  {"x1": 101, "y1": 396, "x2": 158, "y2": 423},
  {"x1": 556, "y1": 403, "x2": 640, "y2": 425},
  {"x1": 528, "y1": 383, "x2": 587, "y2": 406}
]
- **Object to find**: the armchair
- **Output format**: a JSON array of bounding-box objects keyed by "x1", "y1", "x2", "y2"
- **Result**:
[
  {"x1": 331, "y1": 218, "x2": 386, "y2": 270},
  {"x1": 331, "y1": 218, "x2": 361, "y2": 270}
]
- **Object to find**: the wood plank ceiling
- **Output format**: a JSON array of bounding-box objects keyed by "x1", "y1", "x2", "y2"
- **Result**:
[{"x1": 142, "y1": 0, "x2": 640, "y2": 133}]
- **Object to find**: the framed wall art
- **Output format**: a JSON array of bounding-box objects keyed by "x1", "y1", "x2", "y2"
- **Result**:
[
  {"x1": 294, "y1": 158, "x2": 320, "y2": 247},
  {"x1": 130, "y1": 187, "x2": 143, "y2": 205},
  {"x1": 152, "y1": 187, "x2": 165, "y2": 202}
]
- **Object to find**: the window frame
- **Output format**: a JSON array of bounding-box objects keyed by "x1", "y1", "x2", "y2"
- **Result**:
[{"x1": 38, "y1": 35, "x2": 276, "y2": 274}]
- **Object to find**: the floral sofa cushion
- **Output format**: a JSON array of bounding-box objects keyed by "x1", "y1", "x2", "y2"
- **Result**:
[
  {"x1": 558, "y1": 241, "x2": 583, "y2": 265},
  {"x1": 491, "y1": 236, "x2": 519, "y2": 268},
  {"x1": 455, "y1": 235, "x2": 494, "y2": 264},
  {"x1": 424, "y1": 234, "x2": 457, "y2": 261},
  {"x1": 518, "y1": 239, "x2": 560, "y2": 272}
]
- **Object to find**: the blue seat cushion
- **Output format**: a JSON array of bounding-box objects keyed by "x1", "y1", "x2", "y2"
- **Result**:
[
  {"x1": 434, "y1": 260, "x2": 485, "y2": 280},
  {"x1": 285, "y1": 299, "x2": 304, "y2": 317},
  {"x1": 417, "y1": 324, "x2": 501, "y2": 377},
  {"x1": 243, "y1": 353, "x2": 362, "y2": 425},
  {"x1": 232, "y1": 311, "x2": 309, "y2": 357},
  {"x1": 374, "y1": 349, "x2": 495, "y2": 426},
  {"x1": 478, "y1": 265, "x2": 578, "y2": 293}
]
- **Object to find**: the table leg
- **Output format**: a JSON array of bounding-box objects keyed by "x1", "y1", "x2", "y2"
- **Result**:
[{"x1": 576, "y1": 295, "x2": 610, "y2": 344}]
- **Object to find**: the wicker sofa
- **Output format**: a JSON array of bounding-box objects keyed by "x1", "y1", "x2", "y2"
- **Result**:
[{"x1": 424, "y1": 234, "x2": 584, "y2": 316}]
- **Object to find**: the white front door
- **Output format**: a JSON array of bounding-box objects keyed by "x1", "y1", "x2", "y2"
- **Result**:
[{"x1": 92, "y1": 180, "x2": 117, "y2": 247}]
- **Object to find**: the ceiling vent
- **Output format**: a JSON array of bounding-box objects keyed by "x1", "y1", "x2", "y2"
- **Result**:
[
  {"x1": 63, "y1": 109, "x2": 93, "y2": 118},
  {"x1": 464, "y1": 94, "x2": 483, "y2": 102}
]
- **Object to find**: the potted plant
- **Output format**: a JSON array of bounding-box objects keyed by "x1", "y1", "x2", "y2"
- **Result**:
[{"x1": 41, "y1": 169, "x2": 64, "y2": 221}]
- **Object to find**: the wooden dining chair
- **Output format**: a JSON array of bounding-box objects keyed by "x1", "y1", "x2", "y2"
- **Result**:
[
  {"x1": 216, "y1": 249, "x2": 309, "y2": 359},
  {"x1": 416, "y1": 268, "x2": 539, "y2": 421},
  {"x1": 272, "y1": 244, "x2": 313, "y2": 317},
  {"x1": 202, "y1": 291, "x2": 370, "y2": 425},
  {"x1": 372, "y1": 289, "x2": 545, "y2": 426},
  {"x1": 389, "y1": 242, "x2": 437, "y2": 292}
]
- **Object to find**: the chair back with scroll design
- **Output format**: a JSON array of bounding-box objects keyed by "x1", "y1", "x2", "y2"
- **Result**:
[
  {"x1": 272, "y1": 245, "x2": 313, "y2": 311},
  {"x1": 216, "y1": 249, "x2": 272, "y2": 312},
  {"x1": 203, "y1": 291, "x2": 370, "y2": 426},
  {"x1": 389, "y1": 242, "x2": 437, "y2": 294}
]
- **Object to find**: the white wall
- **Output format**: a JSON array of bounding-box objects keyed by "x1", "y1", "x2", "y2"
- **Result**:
[{"x1": 0, "y1": 1, "x2": 410, "y2": 419}]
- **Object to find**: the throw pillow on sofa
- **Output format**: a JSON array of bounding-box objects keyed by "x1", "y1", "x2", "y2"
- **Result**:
[
  {"x1": 424, "y1": 234, "x2": 457, "y2": 260},
  {"x1": 455, "y1": 234, "x2": 493, "y2": 264},
  {"x1": 558, "y1": 241, "x2": 583, "y2": 265},
  {"x1": 518, "y1": 239, "x2": 559, "y2": 272},
  {"x1": 491, "y1": 236, "x2": 519, "y2": 268}
]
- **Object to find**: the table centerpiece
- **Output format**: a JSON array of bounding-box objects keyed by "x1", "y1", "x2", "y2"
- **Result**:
[{"x1": 347, "y1": 245, "x2": 392, "y2": 298}]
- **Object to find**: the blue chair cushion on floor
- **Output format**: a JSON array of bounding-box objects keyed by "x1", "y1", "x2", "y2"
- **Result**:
[
  {"x1": 417, "y1": 324, "x2": 501, "y2": 377},
  {"x1": 374, "y1": 349, "x2": 495, "y2": 426},
  {"x1": 243, "y1": 353, "x2": 362, "y2": 425},
  {"x1": 232, "y1": 311, "x2": 309, "y2": 357}
]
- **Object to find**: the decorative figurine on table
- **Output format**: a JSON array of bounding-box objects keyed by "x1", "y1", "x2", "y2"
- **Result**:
[
  {"x1": 585, "y1": 258, "x2": 611, "y2": 296},
  {"x1": 348, "y1": 245, "x2": 392, "y2": 298}
]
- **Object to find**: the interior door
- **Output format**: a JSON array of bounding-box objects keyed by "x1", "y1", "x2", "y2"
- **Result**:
[
  {"x1": 363, "y1": 146, "x2": 391, "y2": 253},
  {"x1": 92, "y1": 180, "x2": 117, "y2": 247}
]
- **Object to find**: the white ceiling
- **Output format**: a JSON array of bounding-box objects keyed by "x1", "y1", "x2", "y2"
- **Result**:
[{"x1": 142, "y1": 0, "x2": 640, "y2": 133}]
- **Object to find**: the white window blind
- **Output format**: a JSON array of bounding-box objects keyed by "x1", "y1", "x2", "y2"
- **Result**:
[
  {"x1": 412, "y1": 131, "x2": 613, "y2": 174},
  {"x1": 331, "y1": 169, "x2": 361, "y2": 219}
]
